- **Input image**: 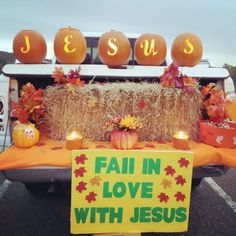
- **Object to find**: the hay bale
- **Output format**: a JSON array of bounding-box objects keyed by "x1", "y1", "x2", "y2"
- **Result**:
[{"x1": 43, "y1": 82, "x2": 202, "y2": 141}]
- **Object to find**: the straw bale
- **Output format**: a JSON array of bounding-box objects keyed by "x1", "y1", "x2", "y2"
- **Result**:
[{"x1": 43, "y1": 82, "x2": 202, "y2": 141}]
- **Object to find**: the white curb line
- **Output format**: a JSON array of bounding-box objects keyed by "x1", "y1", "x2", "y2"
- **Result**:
[{"x1": 204, "y1": 177, "x2": 236, "y2": 214}]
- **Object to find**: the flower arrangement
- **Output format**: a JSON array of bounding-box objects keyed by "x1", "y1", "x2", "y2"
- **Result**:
[
  {"x1": 105, "y1": 114, "x2": 143, "y2": 132},
  {"x1": 200, "y1": 82, "x2": 231, "y2": 124},
  {"x1": 105, "y1": 115, "x2": 143, "y2": 150},
  {"x1": 160, "y1": 62, "x2": 198, "y2": 92},
  {"x1": 11, "y1": 83, "x2": 45, "y2": 124},
  {"x1": 199, "y1": 83, "x2": 236, "y2": 148},
  {"x1": 51, "y1": 66, "x2": 85, "y2": 86}
]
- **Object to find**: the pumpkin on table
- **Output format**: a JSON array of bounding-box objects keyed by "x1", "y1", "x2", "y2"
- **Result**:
[
  {"x1": 106, "y1": 115, "x2": 143, "y2": 150},
  {"x1": 13, "y1": 122, "x2": 39, "y2": 148},
  {"x1": 13, "y1": 30, "x2": 47, "y2": 64},
  {"x1": 98, "y1": 30, "x2": 131, "y2": 66},
  {"x1": 111, "y1": 130, "x2": 138, "y2": 150}
]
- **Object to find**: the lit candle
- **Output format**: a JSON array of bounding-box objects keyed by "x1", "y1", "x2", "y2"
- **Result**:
[
  {"x1": 66, "y1": 131, "x2": 83, "y2": 150},
  {"x1": 173, "y1": 131, "x2": 190, "y2": 149}
]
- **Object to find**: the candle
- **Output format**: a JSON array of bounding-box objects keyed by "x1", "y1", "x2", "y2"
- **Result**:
[
  {"x1": 173, "y1": 131, "x2": 189, "y2": 149},
  {"x1": 66, "y1": 131, "x2": 83, "y2": 150}
]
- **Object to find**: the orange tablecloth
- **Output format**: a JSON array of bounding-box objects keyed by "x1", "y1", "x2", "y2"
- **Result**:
[{"x1": 0, "y1": 135, "x2": 236, "y2": 170}]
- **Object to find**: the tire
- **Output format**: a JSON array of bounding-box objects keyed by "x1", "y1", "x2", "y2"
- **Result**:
[
  {"x1": 24, "y1": 182, "x2": 51, "y2": 194},
  {"x1": 191, "y1": 178, "x2": 202, "y2": 188}
]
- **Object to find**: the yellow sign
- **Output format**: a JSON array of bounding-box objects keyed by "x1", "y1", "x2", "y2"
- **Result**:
[{"x1": 71, "y1": 150, "x2": 193, "y2": 234}]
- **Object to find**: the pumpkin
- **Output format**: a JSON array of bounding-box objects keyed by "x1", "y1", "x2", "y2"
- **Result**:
[
  {"x1": 13, "y1": 30, "x2": 47, "y2": 64},
  {"x1": 98, "y1": 30, "x2": 131, "y2": 66},
  {"x1": 134, "y1": 33, "x2": 167, "y2": 65},
  {"x1": 171, "y1": 33, "x2": 203, "y2": 67},
  {"x1": 111, "y1": 130, "x2": 138, "y2": 150},
  {"x1": 13, "y1": 122, "x2": 39, "y2": 148},
  {"x1": 225, "y1": 99, "x2": 236, "y2": 122},
  {"x1": 54, "y1": 27, "x2": 87, "y2": 64}
]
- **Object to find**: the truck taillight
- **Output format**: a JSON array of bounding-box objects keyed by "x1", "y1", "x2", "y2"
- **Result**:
[{"x1": 0, "y1": 100, "x2": 3, "y2": 115}]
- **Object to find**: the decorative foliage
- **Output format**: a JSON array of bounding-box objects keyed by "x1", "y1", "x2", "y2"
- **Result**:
[
  {"x1": 105, "y1": 114, "x2": 143, "y2": 132},
  {"x1": 11, "y1": 83, "x2": 44, "y2": 124},
  {"x1": 201, "y1": 82, "x2": 231, "y2": 123},
  {"x1": 160, "y1": 63, "x2": 198, "y2": 91},
  {"x1": 51, "y1": 66, "x2": 85, "y2": 86}
]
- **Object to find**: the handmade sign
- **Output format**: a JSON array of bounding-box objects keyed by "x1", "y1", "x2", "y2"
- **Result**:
[{"x1": 71, "y1": 150, "x2": 193, "y2": 234}]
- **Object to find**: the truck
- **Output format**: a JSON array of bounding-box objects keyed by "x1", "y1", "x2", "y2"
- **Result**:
[{"x1": 0, "y1": 33, "x2": 235, "y2": 193}]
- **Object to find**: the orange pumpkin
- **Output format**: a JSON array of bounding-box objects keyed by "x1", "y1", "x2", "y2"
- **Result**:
[
  {"x1": 171, "y1": 33, "x2": 203, "y2": 67},
  {"x1": 54, "y1": 27, "x2": 87, "y2": 64},
  {"x1": 13, "y1": 30, "x2": 47, "y2": 64},
  {"x1": 98, "y1": 30, "x2": 131, "y2": 66},
  {"x1": 110, "y1": 130, "x2": 138, "y2": 150},
  {"x1": 13, "y1": 122, "x2": 39, "y2": 148},
  {"x1": 134, "y1": 33, "x2": 167, "y2": 65},
  {"x1": 225, "y1": 99, "x2": 236, "y2": 122}
]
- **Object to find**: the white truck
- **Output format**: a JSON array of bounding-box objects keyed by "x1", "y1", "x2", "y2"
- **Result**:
[{"x1": 0, "y1": 34, "x2": 235, "y2": 193}]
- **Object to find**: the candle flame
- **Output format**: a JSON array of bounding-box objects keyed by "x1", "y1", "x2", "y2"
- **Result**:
[
  {"x1": 67, "y1": 130, "x2": 82, "y2": 140},
  {"x1": 175, "y1": 131, "x2": 188, "y2": 139}
]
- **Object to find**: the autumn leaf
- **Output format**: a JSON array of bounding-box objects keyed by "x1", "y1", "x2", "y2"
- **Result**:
[
  {"x1": 90, "y1": 176, "x2": 102, "y2": 186},
  {"x1": 161, "y1": 179, "x2": 172, "y2": 189},
  {"x1": 175, "y1": 175, "x2": 186, "y2": 186},
  {"x1": 76, "y1": 181, "x2": 87, "y2": 193},
  {"x1": 137, "y1": 99, "x2": 148, "y2": 109},
  {"x1": 85, "y1": 191, "x2": 97, "y2": 203},
  {"x1": 74, "y1": 167, "x2": 87, "y2": 177},
  {"x1": 157, "y1": 192, "x2": 169, "y2": 203},
  {"x1": 145, "y1": 143, "x2": 156, "y2": 148},
  {"x1": 52, "y1": 67, "x2": 67, "y2": 85},
  {"x1": 164, "y1": 166, "x2": 176, "y2": 176},
  {"x1": 10, "y1": 83, "x2": 44, "y2": 124},
  {"x1": 174, "y1": 191, "x2": 186, "y2": 202},
  {"x1": 75, "y1": 154, "x2": 88, "y2": 165},
  {"x1": 51, "y1": 146, "x2": 63, "y2": 150},
  {"x1": 178, "y1": 157, "x2": 190, "y2": 168}
]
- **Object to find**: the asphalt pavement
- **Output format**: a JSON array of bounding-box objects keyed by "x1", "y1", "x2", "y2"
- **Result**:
[{"x1": 0, "y1": 169, "x2": 236, "y2": 236}]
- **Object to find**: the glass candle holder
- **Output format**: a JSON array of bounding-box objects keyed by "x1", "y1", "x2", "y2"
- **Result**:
[
  {"x1": 66, "y1": 130, "x2": 83, "y2": 150},
  {"x1": 173, "y1": 131, "x2": 189, "y2": 149}
]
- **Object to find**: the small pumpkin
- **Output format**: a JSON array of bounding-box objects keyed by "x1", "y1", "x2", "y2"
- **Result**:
[
  {"x1": 171, "y1": 33, "x2": 203, "y2": 67},
  {"x1": 13, "y1": 122, "x2": 39, "y2": 148},
  {"x1": 134, "y1": 33, "x2": 167, "y2": 65},
  {"x1": 111, "y1": 130, "x2": 138, "y2": 150},
  {"x1": 98, "y1": 30, "x2": 131, "y2": 66},
  {"x1": 13, "y1": 30, "x2": 47, "y2": 64},
  {"x1": 54, "y1": 27, "x2": 87, "y2": 64}
]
